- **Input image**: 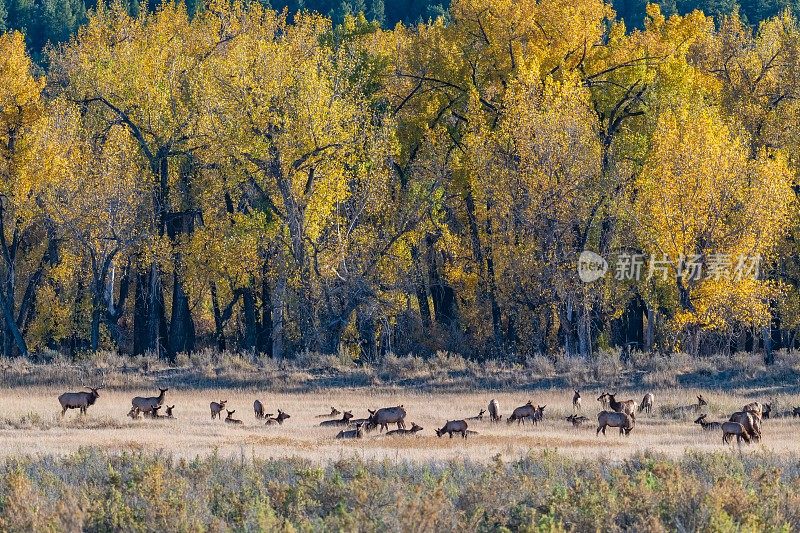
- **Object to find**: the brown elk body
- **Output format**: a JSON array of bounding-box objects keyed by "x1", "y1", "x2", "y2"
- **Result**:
[
  {"x1": 722, "y1": 421, "x2": 751, "y2": 445},
  {"x1": 210, "y1": 400, "x2": 227, "y2": 420},
  {"x1": 573, "y1": 390, "x2": 582, "y2": 412},
  {"x1": 729, "y1": 411, "x2": 761, "y2": 442},
  {"x1": 488, "y1": 399, "x2": 502, "y2": 422},
  {"x1": 319, "y1": 411, "x2": 354, "y2": 427},
  {"x1": 596, "y1": 411, "x2": 634, "y2": 436},
  {"x1": 507, "y1": 401, "x2": 536, "y2": 425},
  {"x1": 607, "y1": 394, "x2": 637, "y2": 418},
  {"x1": 253, "y1": 400, "x2": 265, "y2": 419},
  {"x1": 225, "y1": 410, "x2": 242, "y2": 424},
  {"x1": 265, "y1": 410, "x2": 290, "y2": 425},
  {"x1": 316, "y1": 407, "x2": 341, "y2": 418},
  {"x1": 386, "y1": 423, "x2": 424, "y2": 436},
  {"x1": 466, "y1": 409, "x2": 486, "y2": 421},
  {"x1": 639, "y1": 393, "x2": 655, "y2": 415},
  {"x1": 436, "y1": 420, "x2": 469, "y2": 438},
  {"x1": 131, "y1": 388, "x2": 168, "y2": 416},
  {"x1": 164, "y1": 405, "x2": 175, "y2": 418},
  {"x1": 58, "y1": 387, "x2": 102, "y2": 416},
  {"x1": 694, "y1": 414, "x2": 721, "y2": 430},
  {"x1": 566, "y1": 415, "x2": 589, "y2": 427},
  {"x1": 336, "y1": 422, "x2": 364, "y2": 439},
  {"x1": 369, "y1": 406, "x2": 407, "y2": 432}
]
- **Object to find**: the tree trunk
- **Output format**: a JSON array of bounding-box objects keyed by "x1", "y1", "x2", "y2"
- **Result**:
[
  {"x1": 168, "y1": 268, "x2": 195, "y2": 359},
  {"x1": 240, "y1": 287, "x2": 258, "y2": 352},
  {"x1": 259, "y1": 271, "x2": 273, "y2": 356},
  {"x1": 410, "y1": 245, "x2": 431, "y2": 327},
  {"x1": 272, "y1": 271, "x2": 286, "y2": 360}
]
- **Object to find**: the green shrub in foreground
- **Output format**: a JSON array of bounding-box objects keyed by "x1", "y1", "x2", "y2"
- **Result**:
[{"x1": 0, "y1": 449, "x2": 799, "y2": 531}]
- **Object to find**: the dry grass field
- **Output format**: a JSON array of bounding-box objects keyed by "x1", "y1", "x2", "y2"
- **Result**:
[{"x1": 2, "y1": 385, "x2": 799, "y2": 462}]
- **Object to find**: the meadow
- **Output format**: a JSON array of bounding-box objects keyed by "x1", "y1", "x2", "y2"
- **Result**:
[{"x1": 2, "y1": 350, "x2": 800, "y2": 530}]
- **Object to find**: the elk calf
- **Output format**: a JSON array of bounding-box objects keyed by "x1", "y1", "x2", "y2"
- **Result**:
[
  {"x1": 127, "y1": 406, "x2": 141, "y2": 419},
  {"x1": 573, "y1": 390, "x2": 582, "y2": 412},
  {"x1": 386, "y1": 423, "x2": 424, "y2": 436},
  {"x1": 694, "y1": 414, "x2": 721, "y2": 430},
  {"x1": 488, "y1": 399, "x2": 502, "y2": 422},
  {"x1": 566, "y1": 414, "x2": 589, "y2": 427},
  {"x1": 639, "y1": 393, "x2": 655, "y2": 415},
  {"x1": 58, "y1": 387, "x2": 103, "y2": 416},
  {"x1": 436, "y1": 420, "x2": 469, "y2": 438},
  {"x1": 225, "y1": 410, "x2": 242, "y2": 424},
  {"x1": 722, "y1": 421, "x2": 750, "y2": 445},
  {"x1": 465, "y1": 409, "x2": 486, "y2": 421},
  {"x1": 265, "y1": 410, "x2": 290, "y2": 425},
  {"x1": 316, "y1": 407, "x2": 341, "y2": 418},
  {"x1": 254, "y1": 400, "x2": 265, "y2": 419},
  {"x1": 164, "y1": 405, "x2": 175, "y2": 419},
  {"x1": 319, "y1": 411, "x2": 353, "y2": 427},
  {"x1": 210, "y1": 400, "x2": 227, "y2": 420},
  {"x1": 336, "y1": 422, "x2": 364, "y2": 439}
]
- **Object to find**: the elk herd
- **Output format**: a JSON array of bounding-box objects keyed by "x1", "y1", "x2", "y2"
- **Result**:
[{"x1": 52, "y1": 385, "x2": 784, "y2": 446}]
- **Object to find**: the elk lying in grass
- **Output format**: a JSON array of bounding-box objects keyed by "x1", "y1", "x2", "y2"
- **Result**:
[
  {"x1": 436, "y1": 420, "x2": 469, "y2": 438},
  {"x1": 729, "y1": 411, "x2": 761, "y2": 442},
  {"x1": 58, "y1": 386, "x2": 103, "y2": 416},
  {"x1": 127, "y1": 406, "x2": 141, "y2": 419},
  {"x1": 465, "y1": 409, "x2": 486, "y2": 421},
  {"x1": 386, "y1": 423, "x2": 424, "y2": 436},
  {"x1": 253, "y1": 400, "x2": 265, "y2": 419},
  {"x1": 573, "y1": 390, "x2": 582, "y2": 412},
  {"x1": 507, "y1": 401, "x2": 536, "y2": 425},
  {"x1": 149, "y1": 405, "x2": 162, "y2": 418},
  {"x1": 336, "y1": 422, "x2": 364, "y2": 439},
  {"x1": 794, "y1": 407, "x2": 800, "y2": 418},
  {"x1": 225, "y1": 410, "x2": 242, "y2": 424},
  {"x1": 317, "y1": 407, "x2": 341, "y2": 418},
  {"x1": 639, "y1": 393, "x2": 655, "y2": 415},
  {"x1": 596, "y1": 411, "x2": 634, "y2": 436},
  {"x1": 722, "y1": 421, "x2": 751, "y2": 445},
  {"x1": 662, "y1": 395, "x2": 708, "y2": 418},
  {"x1": 164, "y1": 405, "x2": 175, "y2": 419},
  {"x1": 210, "y1": 400, "x2": 227, "y2": 420},
  {"x1": 131, "y1": 388, "x2": 168, "y2": 417},
  {"x1": 694, "y1": 415, "x2": 721, "y2": 430},
  {"x1": 265, "y1": 410, "x2": 290, "y2": 425},
  {"x1": 488, "y1": 399, "x2": 502, "y2": 422},
  {"x1": 369, "y1": 406, "x2": 407, "y2": 432},
  {"x1": 566, "y1": 415, "x2": 589, "y2": 427},
  {"x1": 319, "y1": 411, "x2": 353, "y2": 427}
]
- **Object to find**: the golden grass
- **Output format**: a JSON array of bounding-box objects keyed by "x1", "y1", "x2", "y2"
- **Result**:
[{"x1": 0, "y1": 385, "x2": 798, "y2": 462}]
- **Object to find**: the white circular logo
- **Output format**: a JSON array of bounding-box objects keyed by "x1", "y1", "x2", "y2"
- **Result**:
[{"x1": 578, "y1": 251, "x2": 608, "y2": 283}]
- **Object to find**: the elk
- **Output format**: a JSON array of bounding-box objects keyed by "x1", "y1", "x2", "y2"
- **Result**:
[
  {"x1": 127, "y1": 406, "x2": 141, "y2": 419},
  {"x1": 566, "y1": 415, "x2": 589, "y2": 427},
  {"x1": 743, "y1": 402, "x2": 763, "y2": 419},
  {"x1": 697, "y1": 395, "x2": 709, "y2": 409},
  {"x1": 531, "y1": 405, "x2": 546, "y2": 425},
  {"x1": 729, "y1": 411, "x2": 761, "y2": 442},
  {"x1": 596, "y1": 411, "x2": 634, "y2": 436},
  {"x1": 319, "y1": 411, "x2": 354, "y2": 427},
  {"x1": 336, "y1": 422, "x2": 364, "y2": 439},
  {"x1": 253, "y1": 400, "x2": 265, "y2": 419},
  {"x1": 265, "y1": 410, "x2": 290, "y2": 425},
  {"x1": 316, "y1": 407, "x2": 341, "y2": 418},
  {"x1": 149, "y1": 405, "x2": 163, "y2": 418},
  {"x1": 210, "y1": 400, "x2": 227, "y2": 420},
  {"x1": 58, "y1": 386, "x2": 103, "y2": 416},
  {"x1": 606, "y1": 394, "x2": 637, "y2": 418},
  {"x1": 507, "y1": 401, "x2": 536, "y2": 425},
  {"x1": 488, "y1": 399, "x2": 502, "y2": 422},
  {"x1": 573, "y1": 390, "x2": 582, "y2": 412},
  {"x1": 386, "y1": 423, "x2": 424, "y2": 436},
  {"x1": 597, "y1": 392, "x2": 610, "y2": 410},
  {"x1": 435, "y1": 420, "x2": 469, "y2": 438},
  {"x1": 369, "y1": 406, "x2": 407, "y2": 432},
  {"x1": 225, "y1": 410, "x2": 242, "y2": 424},
  {"x1": 793, "y1": 407, "x2": 800, "y2": 418},
  {"x1": 131, "y1": 388, "x2": 168, "y2": 416},
  {"x1": 694, "y1": 414, "x2": 721, "y2": 430},
  {"x1": 639, "y1": 393, "x2": 655, "y2": 415},
  {"x1": 722, "y1": 421, "x2": 751, "y2": 445},
  {"x1": 465, "y1": 409, "x2": 486, "y2": 421},
  {"x1": 164, "y1": 405, "x2": 175, "y2": 418}
]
